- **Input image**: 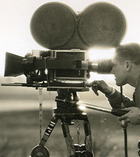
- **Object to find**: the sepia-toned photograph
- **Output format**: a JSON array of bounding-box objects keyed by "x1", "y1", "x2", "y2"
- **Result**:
[{"x1": 0, "y1": 0, "x2": 140, "y2": 157}]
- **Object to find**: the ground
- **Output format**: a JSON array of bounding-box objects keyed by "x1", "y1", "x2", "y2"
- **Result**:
[{"x1": 0, "y1": 109, "x2": 140, "y2": 157}]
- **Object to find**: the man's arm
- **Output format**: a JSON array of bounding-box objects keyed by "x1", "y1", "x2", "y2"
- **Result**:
[
  {"x1": 89, "y1": 80, "x2": 139, "y2": 125},
  {"x1": 107, "y1": 89, "x2": 136, "y2": 108},
  {"x1": 89, "y1": 80, "x2": 136, "y2": 108}
]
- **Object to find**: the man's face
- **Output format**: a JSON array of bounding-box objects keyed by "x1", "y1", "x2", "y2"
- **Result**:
[{"x1": 111, "y1": 56, "x2": 128, "y2": 86}]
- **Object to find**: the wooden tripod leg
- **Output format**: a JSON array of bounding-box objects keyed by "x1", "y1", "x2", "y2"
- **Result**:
[
  {"x1": 61, "y1": 116, "x2": 75, "y2": 157},
  {"x1": 84, "y1": 116, "x2": 94, "y2": 157},
  {"x1": 39, "y1": 115, "x2": 59, "y2": 146}
]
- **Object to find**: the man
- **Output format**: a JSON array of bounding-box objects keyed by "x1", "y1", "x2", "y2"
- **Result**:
[{"x1": 90, "y1": 43, "x2": 140, "y2": 125}]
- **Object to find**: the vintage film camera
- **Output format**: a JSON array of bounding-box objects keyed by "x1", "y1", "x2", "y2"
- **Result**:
[
  {"x1": 4, "y1": 2, "x2": 126, "y2": 157},
  {"x1": 4, "y1": 2, "x2": 126, "y2": 91}
]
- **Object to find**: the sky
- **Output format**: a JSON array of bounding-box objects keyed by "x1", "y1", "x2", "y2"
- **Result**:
[{"x1": 0, "y1": 0, "x2": 140, "y2": 80}]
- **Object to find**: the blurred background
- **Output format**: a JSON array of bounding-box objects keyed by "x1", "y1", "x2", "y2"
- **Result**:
[{"x1": 0, "y1": 0, "x2": 140, "y2": 157}]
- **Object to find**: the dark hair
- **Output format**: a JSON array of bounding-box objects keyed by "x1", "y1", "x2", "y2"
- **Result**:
[{"x1": 116, "y1": 43, "x2": 140, "y2": 65}]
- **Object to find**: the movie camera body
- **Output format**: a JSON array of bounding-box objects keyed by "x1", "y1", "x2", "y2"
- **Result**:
[{"x1": 5, "y1": 49, "x2": 113, "y2": 91}]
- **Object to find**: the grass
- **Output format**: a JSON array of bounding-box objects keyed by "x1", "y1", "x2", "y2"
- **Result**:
[{"x1": 0, "y1": 109, "x2": 140, "y2": 157}]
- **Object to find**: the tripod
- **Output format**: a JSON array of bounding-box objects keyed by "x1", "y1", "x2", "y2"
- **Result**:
[{"x1": 31, "y1": 89, "x2": 94, "y2": 157}]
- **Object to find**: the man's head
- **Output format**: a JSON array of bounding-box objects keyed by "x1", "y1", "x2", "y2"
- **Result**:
[{"x1": 111, "y1": 43, "x2": 140, "y2": 87}]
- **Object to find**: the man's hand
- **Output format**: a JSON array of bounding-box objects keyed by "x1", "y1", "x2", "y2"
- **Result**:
[
  {"x1": 119, "y1": 107, "x2": 140, "y2": 125},
  {"x1": 88, "y1": 80, "x2": 113, "y2": 96}
]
